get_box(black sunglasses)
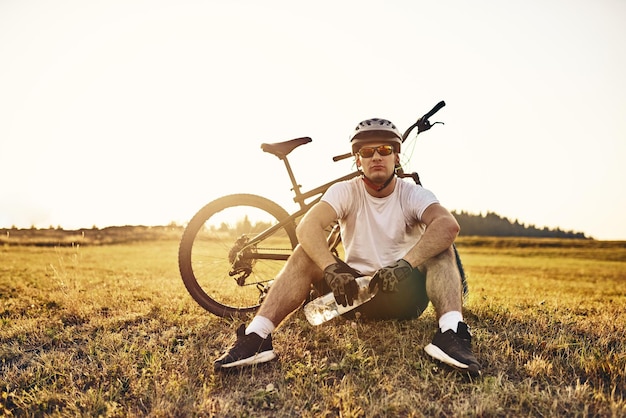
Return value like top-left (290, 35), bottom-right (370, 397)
top-left (357, 145), bottom-right (395, 158)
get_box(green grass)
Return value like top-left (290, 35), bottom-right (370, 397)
top-left (1, 237), bottom-right (625, 416)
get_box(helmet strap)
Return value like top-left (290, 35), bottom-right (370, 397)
top-left (361, 172), bottom-right (396, 192)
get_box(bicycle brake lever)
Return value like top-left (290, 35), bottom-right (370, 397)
top-left (417, 119), bottom-right (444, 133)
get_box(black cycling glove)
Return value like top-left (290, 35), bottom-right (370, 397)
top-left (324, 262), bottom-right (360, 307)
top-left (369, 259), bottom-right (413, 293)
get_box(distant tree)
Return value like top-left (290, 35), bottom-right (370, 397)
top-left (451, 211), bottom-right (588, 239)
top-left (236, 216), bottom-right (252, 236)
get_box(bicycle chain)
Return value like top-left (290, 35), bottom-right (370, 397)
top-left (256, 247), bottom-right (292, 252)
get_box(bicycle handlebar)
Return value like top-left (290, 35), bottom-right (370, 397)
top-left (332, 100), bottom-right (446, 162)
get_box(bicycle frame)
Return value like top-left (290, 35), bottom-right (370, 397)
top-left (233, 100), bottom-right (448, 264)
top-left (235, 97), bottom-right (448, 263)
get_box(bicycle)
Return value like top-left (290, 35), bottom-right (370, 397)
top-left (178, 101), bottom-right (448, 318)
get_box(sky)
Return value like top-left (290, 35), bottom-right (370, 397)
top-left (1, 0), bottom-right (625, 240)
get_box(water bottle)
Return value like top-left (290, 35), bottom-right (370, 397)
top-left (304, 276), bottom-right (376, 326)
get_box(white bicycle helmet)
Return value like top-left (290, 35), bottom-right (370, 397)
top-left (350, 118), bottom-right (402, 154)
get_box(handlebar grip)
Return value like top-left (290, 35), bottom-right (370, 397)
top-left (333, 152), bottom-right (352, 162)
top-left (401, 100), bottom-right (446, 141)
top-left (423, 100), bottom-right (445, 120)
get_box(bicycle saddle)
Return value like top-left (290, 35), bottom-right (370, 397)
top-left (261, 137), bottom-right (312, 159)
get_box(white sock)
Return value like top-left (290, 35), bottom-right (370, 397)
top-left (245, 315), bottom-right (275, 339)
top-left (439, 311), bottom-right (463, 333)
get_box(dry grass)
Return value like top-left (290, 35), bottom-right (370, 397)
top-left (1, 236), bottom-right (625, 417)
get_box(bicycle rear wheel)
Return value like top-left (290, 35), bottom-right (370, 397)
top-left (178, 194), bottom-right (298, 318)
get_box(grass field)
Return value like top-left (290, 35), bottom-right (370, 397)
top-left (1, 236), bottom-right (625, 417)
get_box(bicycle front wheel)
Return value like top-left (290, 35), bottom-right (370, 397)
top-left (178, 194), bottom-right (298, 318)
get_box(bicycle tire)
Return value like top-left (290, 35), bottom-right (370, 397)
top-left (178, 194), bottom-right (298, 318)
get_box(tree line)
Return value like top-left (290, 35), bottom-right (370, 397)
top-left (220, 212), bottom-right (589, 240)
top-left (451, 211), bottom-right (588, 239)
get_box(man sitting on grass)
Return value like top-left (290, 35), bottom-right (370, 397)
top-left (214, 118), bottom-right (481, 376)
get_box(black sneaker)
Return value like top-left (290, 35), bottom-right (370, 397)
top-left (424, 322), bottom-right (481, 376)
top-left (214, 324), bottom-right (276, 371)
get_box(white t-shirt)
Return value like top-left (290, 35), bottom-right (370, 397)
top-left (321, 176), bottom-right (439, 275)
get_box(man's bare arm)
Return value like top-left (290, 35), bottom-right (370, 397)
top-left (296, 201), bottom-right (339, 271)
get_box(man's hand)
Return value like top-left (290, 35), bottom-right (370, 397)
top-left (369, 259), bottom-right (413, 293)
top-left (324, 262), bottom-right (360, 307)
